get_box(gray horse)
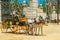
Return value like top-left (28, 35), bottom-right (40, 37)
top-left (26, 16), bottom-right (44, 35)
top-left (33, 16), bottom-right (44, 35)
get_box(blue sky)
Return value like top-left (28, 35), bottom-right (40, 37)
top-left (11, 0), bottom-right (47, 6)
top-left (38, 0), bottom-right (48, 7)
top-left (11, 0), bottom-right (57, 7)
top-left (11, 0), bottom-right (30, 5)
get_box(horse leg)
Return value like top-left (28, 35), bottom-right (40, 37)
top-left (36, 24), bottom-right (39, 35)
top-left (40, 23), bottom-right (43, 35)
top-left (28, 24), bottom-right (32, 35)
top-left (26, 24), bottom-right (29, 35)
top-left (32, 23), bottom-right (36, 35)
top-left (38, 24), bottom-right (40, 35)
top-left (30, 24), bottom-right (33, 35)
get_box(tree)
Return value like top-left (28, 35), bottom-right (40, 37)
top-left (9, 0), bottom-right (23, 16)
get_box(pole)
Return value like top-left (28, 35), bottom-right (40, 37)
top-left (46, 0), bottom-right (48, 16)
top-left (46, 0), bottom-right (49, 23)
top-left (57, 0), bottom-right (59, 24)
top-left (46, 4), bottom-right (49, 24)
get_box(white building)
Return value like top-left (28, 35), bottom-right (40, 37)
top-left (23, 0), bottom-right (46, 19)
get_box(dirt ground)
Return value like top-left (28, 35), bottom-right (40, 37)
top-left (0, 23), bottom-right (60, 40)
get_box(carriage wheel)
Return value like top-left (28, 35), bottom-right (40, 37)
top-left (1, 25), bottom-right (7, 33)
top-left (14, 25), bottom-right (20, 33)
top-left (10, 25), bottom-right (15, 32)
top-left (10, 25), bottom-right (20, 33)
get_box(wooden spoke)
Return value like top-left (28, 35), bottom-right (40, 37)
top-left (28, 24), bottom-right (33, 34)
top-left (1, 25), bottom-right (7, 33)
top-left (10, 25), bottom-right (20, 33)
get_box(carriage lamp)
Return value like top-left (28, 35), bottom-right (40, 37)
top-left (10, 21), bottom-right (13, 25)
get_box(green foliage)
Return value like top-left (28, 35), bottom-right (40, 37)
top-left (43, 5), bottom-right (51, 14)
top-left (43, 6), bottom-right (46, 13)
top-left (9, 0), bottom-right (23, 16)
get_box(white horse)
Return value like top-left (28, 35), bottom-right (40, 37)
top-left (26, 15), bottom-right (45, 35)
top-left (26, 19), bottom-right (35, 34)
top-left (33, 16), bottom-right (44, 35)
top-left (26, 16), bottom-right (43, 35)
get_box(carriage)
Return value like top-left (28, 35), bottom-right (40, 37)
top-left (1, 15), bottom-right (46, 35)
top-left (1, 17), bottom-right (28, 33)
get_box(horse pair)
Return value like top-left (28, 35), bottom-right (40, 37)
top-left (26, 16), bottom-right (45, 35)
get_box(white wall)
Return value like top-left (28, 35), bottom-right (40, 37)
top-left (23, 0), bottom-right (46, 19)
